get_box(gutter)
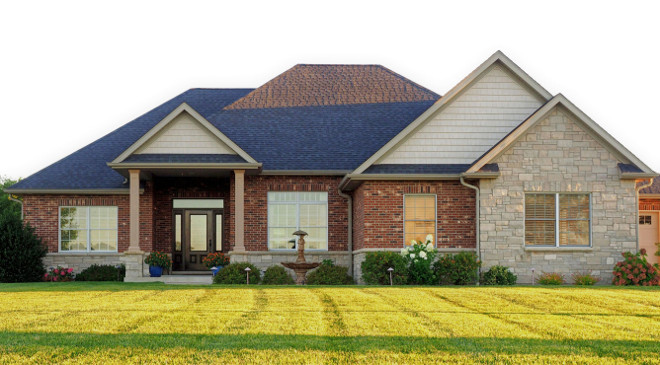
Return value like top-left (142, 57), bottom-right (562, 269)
top-left (635, 178), bottom-right (654, 252)
top-left (7, 194), bottom-right (23, 219)
top-left (460, 177), bottom-right (480, 285)
top-left (337, 188), bottom-right (354, 276)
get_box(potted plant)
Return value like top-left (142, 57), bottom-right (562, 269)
top-left (144, 251), bottom-right (172, 277)
top-left (202, 252), bottom-right (230, 276)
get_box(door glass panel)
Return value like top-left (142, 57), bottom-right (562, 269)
top-left (190, 215), bottom-right (207, 251)
top-left (216, 214), bottom-right (222, 251)
top-left (175, 214), bottom-right (182, 251)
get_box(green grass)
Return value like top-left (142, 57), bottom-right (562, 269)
top-left (0, 283), bottom-right (659, 364)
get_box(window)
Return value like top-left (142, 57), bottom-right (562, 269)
top-left (525, 193), bottom-right (590, 247)
top-left (59, 206), bottom-right (118, 252)
top-left (267, 192), bottom-right (328, 250)
top-left (640, 215), bottom-right (652, 225)
top-left (404, 195), bottom-right (436, 246)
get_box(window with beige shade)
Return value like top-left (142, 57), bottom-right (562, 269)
top-left (404, 195), bottom-right (436, 245)
top-left (525, 193), bottom-right (591, 247)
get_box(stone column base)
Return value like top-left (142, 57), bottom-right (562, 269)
top-left (121, 252), bottom-right (145, 280)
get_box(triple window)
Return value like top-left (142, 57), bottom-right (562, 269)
top-left (267, 192), bottom-right (328, 250)
top-left (524, 193), bottom-right (591, 247)
top-left (59, 206), bottom-right (118, 252)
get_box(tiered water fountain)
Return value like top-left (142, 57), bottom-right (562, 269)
top-left (281, 230), bottom-right (320, 285)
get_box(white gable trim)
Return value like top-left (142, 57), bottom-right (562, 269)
top-left (352, 50), bottom-right (552, 174)
top-left (112, 103), bottom-right (257, 164)
top-left (467, 94), bottom-right (655, 174)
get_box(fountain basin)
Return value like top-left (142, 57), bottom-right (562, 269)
top-left (281, 262), bottom-right (320, 285)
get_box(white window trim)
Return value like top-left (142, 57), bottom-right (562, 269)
top-left (267, 192), bottom-right (329, 251)
top-left (403, 194), bottom-right (437, 247)
top-left (524, 192), bottom-right (592, 248)
top-left (58, 206), bottom-right (119, 253)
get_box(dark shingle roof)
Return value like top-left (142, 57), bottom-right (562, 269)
top-left (224, 65), bottom-right (439, 110)
top-left (618, 163), bottom-right (644, 173)
top-left (639, 177), bottom-right (660, 194)
top-left (123, 154), bottom-right (247, 163)
top-left (364, 164), bottom-right (471, 174)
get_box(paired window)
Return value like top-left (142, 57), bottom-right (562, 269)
top-left (639, 215), bottom-right (653, 225)
top-left (267, 192), bottom-right (328, 250)
top-left (404, 195), bottom-right (436, 245)
top-left (59, 206), bottom-right (118, 252)
top-left (525, 193), bottom-right (591, 247)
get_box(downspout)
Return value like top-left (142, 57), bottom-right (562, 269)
top-left (460, 177), bottom-right (480, 284)
top-left (8, 195), bottom-right (23, 220)
top-left (635, 178), bottom-right (654, 252)
top-left (337, 187), bottom-right (353, 276)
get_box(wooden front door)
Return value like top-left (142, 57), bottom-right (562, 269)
top-left (173, 209), bottom-right (223, 271)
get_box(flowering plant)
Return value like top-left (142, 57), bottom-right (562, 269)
top-left (144, 251), bottom-right (172, 269)
top-left (44, 266), bottom-right (74, 282)
top-left (202, 252), bottom-right (230, 269)
top-left (401, 234), bottom-right (438, 285)
top-left (612, 249), bottom-right (659, 286)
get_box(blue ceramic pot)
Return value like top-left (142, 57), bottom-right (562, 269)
top-left (149, 266), bottom-right (164, 277)
top-left (211, 266), bottom-right (223, 276)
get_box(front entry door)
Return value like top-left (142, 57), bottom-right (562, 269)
top-left (173, 209), bottom-right (223, 271)
top-left (639, 212), bottom-right (659, 265)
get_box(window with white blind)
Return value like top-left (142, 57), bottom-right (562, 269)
top-left (59, 206), bottom-right (118, 252)
top-left (267, 192), bottom-right (328, 250)
top-left (525, 193), bottom-right (591, 247)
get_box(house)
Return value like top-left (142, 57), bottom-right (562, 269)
top-left (7, 51), bottom-right (656, 284)
top-left (639, 179), bottom-right (660, 265)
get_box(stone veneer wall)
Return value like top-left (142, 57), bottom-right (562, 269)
top-left (229, 251), bottom-right (350, 277)
top-left (479, 106), bottom-right (638, 284)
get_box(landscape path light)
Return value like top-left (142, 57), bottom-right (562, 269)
top-left (388, 267), bottom-right (394, 286)
top-left (245, 267), bottom-right (252, 285)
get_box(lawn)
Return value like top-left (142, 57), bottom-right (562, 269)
top-left (0, 283), bottom-right (659, 364)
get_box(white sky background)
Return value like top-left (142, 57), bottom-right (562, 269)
top-left (1, 0), bottom-right (659, 180)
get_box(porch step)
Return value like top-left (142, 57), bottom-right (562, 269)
top-left (125, 275), bottom-right (213, 285)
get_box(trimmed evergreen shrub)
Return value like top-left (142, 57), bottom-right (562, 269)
top-left (213, 262), bottom-right (261, 284)
top-left (612, 249), bottom-right (660, 286)
top-left (537, 272), bottom-right (564, 285)
top-left (0, 210), bottom-right (47, 282)
top-left (75, 264), bottom-right (126, 281)
top-left (306, 260), bottom-right (354, 285)
top-left (361, 251), bottom-right (409, 285)
top-left (434, 251), bottom-right (481, 285)
top-left (481, 265), bottom-right (517, 285)
top-left (262, 265), bottom-right (295, 285)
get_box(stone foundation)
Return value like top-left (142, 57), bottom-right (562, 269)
top-left (43, 253), bottom-right (125, 273)
top-left (229, 251), bottom-right (351, 278)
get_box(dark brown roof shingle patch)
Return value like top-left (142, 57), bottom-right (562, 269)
top-left (224, 64), bottom-right (439, 110)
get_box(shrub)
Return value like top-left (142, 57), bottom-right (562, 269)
top-left (434, 251), bottom-right (481, 285)
top-left (361, 251), bottom-right (409, 285)
top-left (306, 260), bottom-right (354, 285)
top-left (612, 249), bottom-right (660, 286)
top-left (403, 235), bottom-right (438, 285)
top-left (0, 209), bottom-right (47, 282)
top-left (537, 272), bottom-right (564, 285)
top-left (481, 265), bottom-right (517, 285)
top-left (213, 262), bottom-right (261, 284)
top-left (44, 266), bottom-right (74, 282)
top-left (75, 264), bottom-right (126, 281)
top-left (262, 265), bottom-right (295, 285)
top-left (571, 272), bottom-right (599, 286)
top-left (144, 251), bottom-right (172, 269)
top-left (202, 252), bottom-right (230, 269)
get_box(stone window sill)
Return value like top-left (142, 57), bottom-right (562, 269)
top-left (524, 246), bottom-right (593, 252)
top-left (49, 252), bottom-right (123, 256)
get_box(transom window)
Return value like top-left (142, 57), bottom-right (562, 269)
top-left (59, 206), bottom-right (118, 252)
top-left (267, 192), bottom-right (328, 250)
top-left (404, 195), bottom-right (436, 245)
top-left (525, 193), bottom-right (591, 247)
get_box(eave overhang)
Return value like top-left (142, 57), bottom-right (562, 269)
top-left (4, 188), bottom-right (143, 195)
top-left (338, 170), bottom-right (501, 191)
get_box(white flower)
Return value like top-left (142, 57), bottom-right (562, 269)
top-left (410, 239), bottom-right (417, 246)
top-left (400, 248), bottom-right (408, 255)
top-left (426, 234), bottom-right (434, 244)
top-left (410, 253), bottom-right (416, 259)
top-left (419, 251), bottom-right (427, 259)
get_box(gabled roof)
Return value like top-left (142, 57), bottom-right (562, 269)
top-left (224, 64), bottom-right (439, 110)
top-left (467, 94), bottom-right (656, 176)
top-left (351, 51), bottom-right (552, 175)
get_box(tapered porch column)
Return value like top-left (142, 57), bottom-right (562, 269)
top-left (127, 169), bottom-right (142, 253)
top-left (234, 169), bottom-right (246, 252)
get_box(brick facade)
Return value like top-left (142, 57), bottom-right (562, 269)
top-left (228, 175), bottom-right (349, 252)
top-left (352, 181), bottom-right (476, 250)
